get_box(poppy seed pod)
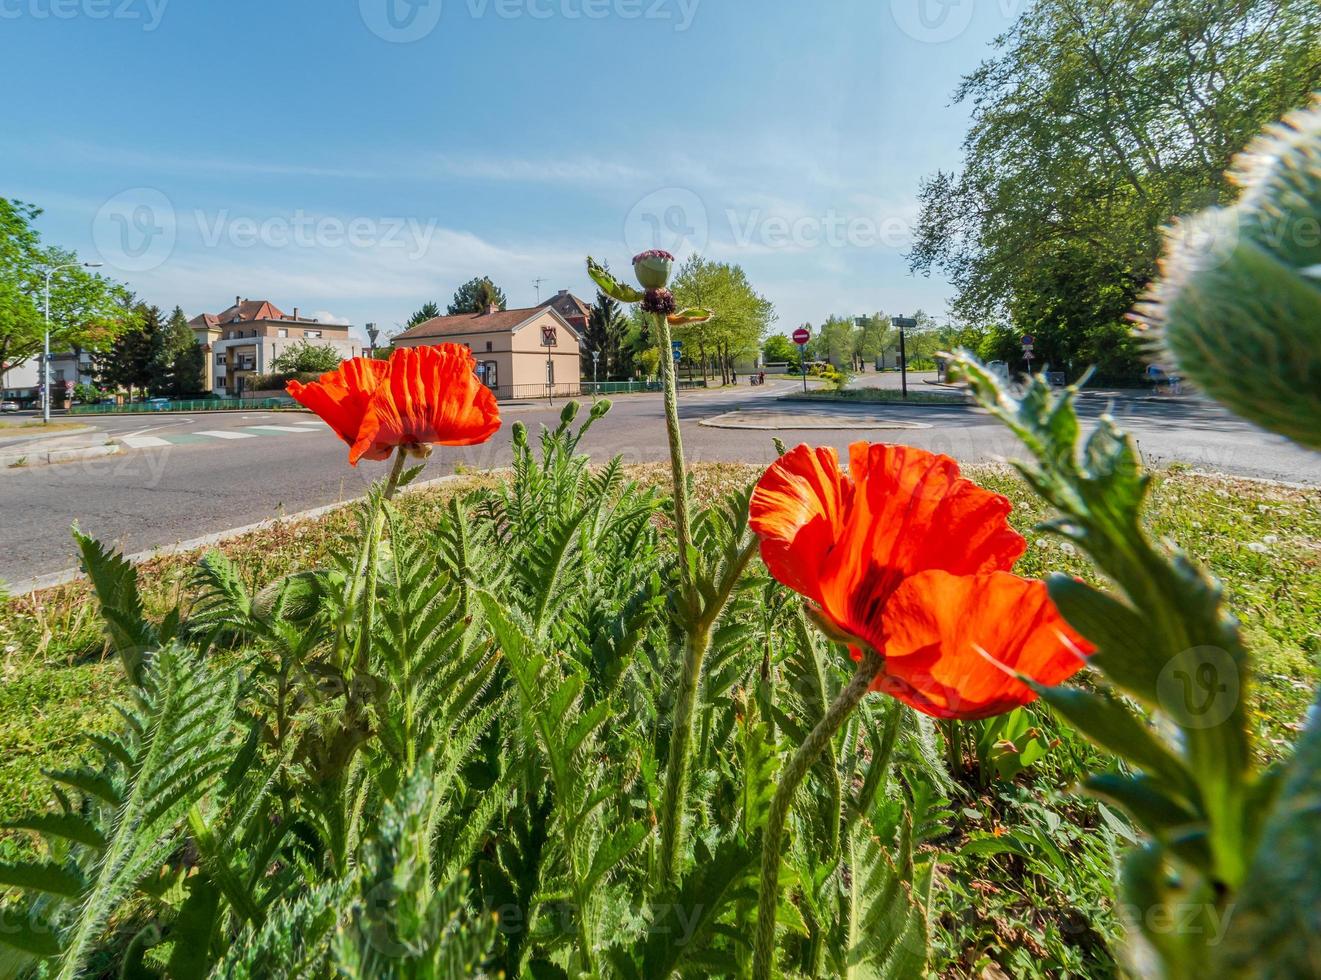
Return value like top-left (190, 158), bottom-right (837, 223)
top-left (633, 249), bottom-right (675, 289)
top-left (1138, 100), bottom-right (1321, 450)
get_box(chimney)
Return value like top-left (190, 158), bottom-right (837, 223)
top-left (235, 295), bottom-right (241, 310)
top-left (485, 302), bottom-right (499, 316)
top-left (292, 307), bottom-right (299, 321)
top-left (557, 289), bottom-right (568, 297)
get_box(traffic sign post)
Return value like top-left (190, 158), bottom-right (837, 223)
top-left (793, 326), bottom-right (811, 393)
top-left (671, 340), bottom-right (682, 363)
top-left (891, 316), bottom-right (918, 400)
top-left (542, 324), bottom-right (558, 404)
top-left (1021, 334), bottom-right (1035, 376)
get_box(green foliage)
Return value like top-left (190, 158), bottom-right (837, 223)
top-left (446, 276), bottom-right (506, 315)
top-left (406, 301), bottom-right (441, 327)
top-left (910, 0), bottom-right (1321, 380)
top-left (953, 353), bottom-right (1320, 978)
top-left (271, 339), bottom-right (343, 375)
top-left (669, 254), bottom-right (775, 384)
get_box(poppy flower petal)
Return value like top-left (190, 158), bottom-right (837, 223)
top-left (287, 357), bottom-right (390, 464)
top-left (875, 569), bottom-right (1092, 719)
top-left (749, 445), bottom-right (852, 606)
top-left (366, 345), bottom-right (502, 452)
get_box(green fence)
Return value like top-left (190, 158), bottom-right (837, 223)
top-left (69, 396), bottom-right (297, 415)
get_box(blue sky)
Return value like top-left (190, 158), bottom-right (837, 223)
top-left (2, 0), bottom-right (1021, 341)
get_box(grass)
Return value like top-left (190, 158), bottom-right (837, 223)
top-left (0, 420), bottom-right (92, 434)
top-left (0, 460), bottom-right (1316, 971)
top-left (784, 387), bottom-right (970, 405)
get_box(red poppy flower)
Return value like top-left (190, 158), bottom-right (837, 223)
top-left (287, 344), bottom-right (501, 465)
top-left (750, 442), bottom-right (1091, 719)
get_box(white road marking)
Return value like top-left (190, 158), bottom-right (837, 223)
top-left (120, 435), bottom-right (173, 449)
top-left (247, 425), bottom-right (315, 434)
top-left (291, 420), bottom-right (324, 426)
top-left (196, 430), bottom-right (257, 440)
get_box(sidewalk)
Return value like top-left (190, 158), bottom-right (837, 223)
top-left (0, 426), bottom-right (119, 469)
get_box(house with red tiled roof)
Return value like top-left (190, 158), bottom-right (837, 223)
top-left (392, 302), bottom-right (581, 399)
top-left (188, 296), bottom-right (363, 395)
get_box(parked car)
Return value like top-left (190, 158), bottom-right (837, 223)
top-left (146, 397), bottom-right (172, 411)
top-left (0, 400), bottom-right (20, 413)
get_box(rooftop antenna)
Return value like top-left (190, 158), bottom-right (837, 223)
top-left (532, 277), bottom-right (548, 303)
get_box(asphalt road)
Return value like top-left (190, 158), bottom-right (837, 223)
top-left (2, 382), bottom-right (1317, 588)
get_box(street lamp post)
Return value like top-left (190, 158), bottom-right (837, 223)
top-left (591, 349), bottom-right (600, 401)
top-left (42, 261), bottom-right (103, 424)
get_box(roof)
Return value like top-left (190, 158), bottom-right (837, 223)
top-left (188, 298), bottom-right (338, 331)
top-left (393, 306), bottom-right (553, 341)
top-left (538, 290), bottom-right (591, 320)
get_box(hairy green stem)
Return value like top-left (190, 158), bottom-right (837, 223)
top-left (356, 448), bottom-right (410, 670)
top-left (658, 625), bottom-right (711, 883)
top-left (651, 311), bottom-right (695, 598)
top-left (752, 650), bottom-right (881, 980)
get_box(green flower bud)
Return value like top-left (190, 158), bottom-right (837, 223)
top-left (589, 397), bottom-right (612, 419)
top-left (511, 419), bottom-right (528, 448)
top-left (560, 400), bottom-right (580, 426)
top-left (1139, 99), bottom-right (1321, 450)
top-left (632, 249), bottom-right (674, 289)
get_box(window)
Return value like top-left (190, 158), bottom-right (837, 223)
top-left (485, 340), bottom-right (493, 352)
top-left (306, 330), bottom-right (322, 339)
top-left (478, 360), bottom-right (498, 389)
top-left (215, 353), bottom-right (225, 365)
top-left (278, 328), bottom-right (288, 338)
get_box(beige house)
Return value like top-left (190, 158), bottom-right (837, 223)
top-left (391, 303), bottom-right (582, 398)
top-left (189, 297), bottom-right (363, 395)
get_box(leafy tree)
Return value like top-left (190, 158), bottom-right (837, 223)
top-left (147, 306), bottom-right (203, 397)
top-left (582, 288), bottom-right (629, 380)
top-left (908, 0), bottom-right (1321, 379)
top-left (818, 316), bottom-right (856, 368)
top-left (271, 340), bottom-right (343, 374)
top-left (92, 299), bottom-right (155, 399)
top-left (447, 277), bottom-right (506, 315)
top-left (0, 198), bottom-right (132, 378)
top-left (407, 302), bottom-right (440, 327)
top-left (762, 334), bottom-right (801, 365)
top-left (670, 256), bottom-right (775, 384)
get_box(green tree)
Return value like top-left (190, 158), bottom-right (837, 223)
top-left (272, 340), bottom-right (343, 374)
top-left (446, 277), bottom-right (506, 315)
top-left (583, 288), bottom-right (628, 380)
top-left (148, 306), bottom-right (203, 397)
top-left (762, 333), bottom-right (801, 365)
top-left (93, 299), bottom-right (155, 399)
top-left (0, 198), bottom-right (131, 378)
top-left (670, 256), bottom-right (775, 384)
top-left (407, 302), bottom-right (440, 327)
top-left (908, 0), bottom-right (1321, 379)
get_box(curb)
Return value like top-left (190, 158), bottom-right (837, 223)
top-left (775, 395), bottom-right (975, 409)
top-left (1, 444), bottom-right (120, 470)
top-left (0, 424), bottom-right (96, 446)
top-left (5, 470), bottom-right (488, 597)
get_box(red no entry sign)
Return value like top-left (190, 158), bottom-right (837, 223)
top-left (793, 327), bottom-right (810, 345)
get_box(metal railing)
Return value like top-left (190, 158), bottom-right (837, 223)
top-left (497, 379), bottom-right (707, 401)
top-left (69, 396), bottom-right (297, 414)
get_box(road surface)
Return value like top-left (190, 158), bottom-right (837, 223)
top-left (1, 382), bottom-right (1316, 587)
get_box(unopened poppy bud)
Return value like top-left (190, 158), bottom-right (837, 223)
top-left (589, 397), bottom-right (612, 419)
top-left (633, 249), bottom-right (675, 289)
top-left (641, 288), bottom-right (677, 315)
top-left (560, 400), bottom-right (580, 426)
